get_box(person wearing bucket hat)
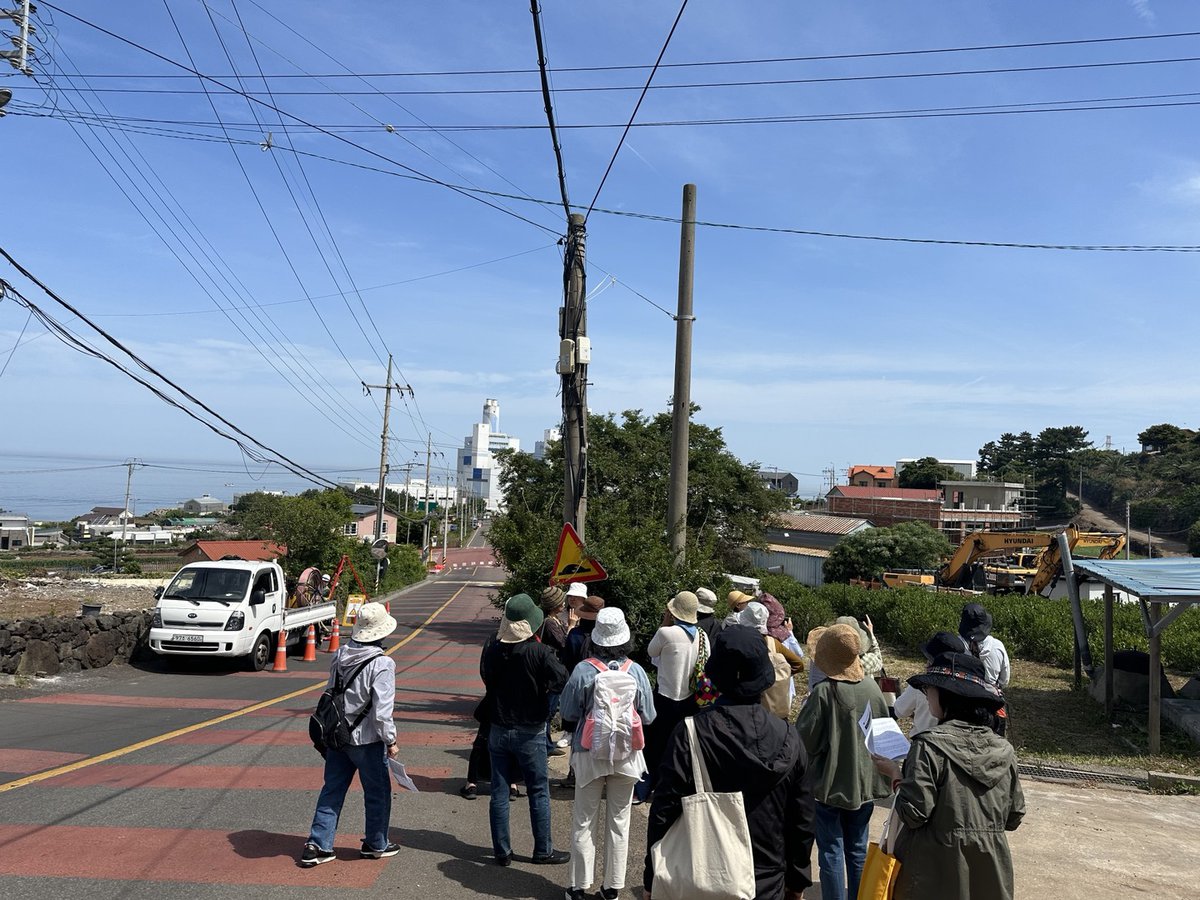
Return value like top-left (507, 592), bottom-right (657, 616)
top-left (795, 623), bottom-right (892, 900)
top-left (693, 587), bottom-right (723, 640)
top-left (300, 602), bottom-right (400, 867)
top-left (563, 591), bottom-right (605, 673)
top-left (481, 594), bottom-right (570, 866)
top-left (958, 602), bottom-right (1011, 690)
top-left (722, 589), bottom-right (756, 627)
top-left (559, 608), bottom-right (656, 900)
top-left (644, 626), bottom-right (816, 900)
top-left (892, 631), bottom-right (967, 737)
top-left (834, 614), bottom-right (884, 679)
top-left (539, 585), bottom-right (576, 755)
top-left (871, 652), bottom-right (1024, 900)
top-left (638, 592), bottom-right (710, 803)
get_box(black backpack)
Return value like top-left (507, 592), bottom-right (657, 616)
top-left (309, 655), bottom-right (378, 756)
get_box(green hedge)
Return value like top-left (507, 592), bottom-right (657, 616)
top-left (757, 574), bottom-right (1200, 672)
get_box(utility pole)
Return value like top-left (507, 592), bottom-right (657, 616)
top-left (1125, 500), bottom-right (1131, 559)
top-left (115, 459), bottom-right (141, 571)
top-left (667, 184), bottom-right (697, 565)
top-left (363, 355), bottom-right (412, 588)
top-left (0, 2), bottom-right (34, 75)
top-left (560, 213), bottom-right (589, 538)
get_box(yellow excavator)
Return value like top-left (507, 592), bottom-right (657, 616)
top-left (1025, 530), bottom-right (1126, 595)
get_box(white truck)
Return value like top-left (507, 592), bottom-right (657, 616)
top-left (148, 559), bottom-right (336, 671)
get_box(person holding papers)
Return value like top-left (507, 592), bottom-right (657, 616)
top-left (871, 652), bottom-right (1025, 900)
top-left (796, 623), bottom-right (892, 900)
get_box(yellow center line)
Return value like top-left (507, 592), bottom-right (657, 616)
top-left (0, 584), bottom-right (467, 795)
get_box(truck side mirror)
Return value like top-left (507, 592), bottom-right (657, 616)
top-left (153, 586), bottom-right (164, 600)
top-left (250, 589), bottom-right (267, 606)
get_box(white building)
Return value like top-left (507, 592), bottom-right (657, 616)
top-left (458, 399), bottom-right (521, 512)
top-left (534, 426), bottom-right (561, 461)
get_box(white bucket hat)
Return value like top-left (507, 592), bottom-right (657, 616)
top-left (738, 601), bottom-right (769, 634)
top-left (352, 602), bottom-right (397, 643)
top-left (565, 582), bottom-right (589, 599)
top-left (694, 587), bottom-right (717, 615)
top-left (592, 607), bottom-right (631, 647)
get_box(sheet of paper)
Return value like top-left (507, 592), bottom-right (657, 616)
top-left (862, 716), bottom-right (911, 760)
top-left (858, 705), bottom-right (872, 738)
top-left (388, 758), bottom-right (419, 792)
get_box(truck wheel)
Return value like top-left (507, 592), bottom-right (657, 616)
top-left (247, 632), bottom-right (274, 672)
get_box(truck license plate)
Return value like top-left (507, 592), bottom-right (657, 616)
top-left (171, 634), bottom-right (205, 643)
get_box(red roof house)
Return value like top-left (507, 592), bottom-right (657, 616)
top-left (178, 540), bottom-right (286, 565)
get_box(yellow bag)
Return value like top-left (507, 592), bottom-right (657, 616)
top-left (857, 795), bottom-right (901, 900)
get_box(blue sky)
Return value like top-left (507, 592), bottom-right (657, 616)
top-left (2, 1), bottom-right (1198, 518)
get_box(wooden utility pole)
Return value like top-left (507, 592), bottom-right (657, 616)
top-left (561, 212), bottom-right (589, 538)
top-left (363, 355), bottom-right (412, 588)
top-left (667, 184), bottom-right (697, 565)
top-left (115, 459), bottom-right (141, 571)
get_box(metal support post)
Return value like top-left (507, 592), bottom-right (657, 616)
top-left (667, 183), bottom-right (697, 565)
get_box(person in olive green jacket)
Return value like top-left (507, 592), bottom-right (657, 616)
top-left (796, 623), bottom-right (892, 900)
top-left (873, 651), bottom-right (1025, 900)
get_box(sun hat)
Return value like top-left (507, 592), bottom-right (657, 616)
top-left (805, 625), bottom-right (828, 659)
top-left (539, 585), bottom-right (567, 613)
top-left (565, 582), bottom-right (589, 599)
top-left (667, 590), bottom-right (699, 625)
top-left (760, 592), bottom-right (791, 644)
top-left (814, 623), bottom-right (865, 682)
top-left (568, 593), bottom-right (605, 621)
top-left (738, 601), bottom-right (769, 634)
top-left (694, 587), bottom-right (717, 615)
top-left (592, 607), bottom-right (632, 647)
top-left (727, 590), bottom-right (754, 610)
top-left (706, 625), bottom-right (775, 700)
top-left (922, 630), bottom-right (967, 661)
top-left (352, 601), bottom-right (398, 643)
top-left (908, 651), bottom-right (1004, 707)
top-left (958, 603), bottom-right (993, 642)
top-left (834, 615), bottom-right (871, 655)
top-left (497, 593), bottom-right (544, 643)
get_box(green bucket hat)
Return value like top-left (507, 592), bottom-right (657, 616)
top-left (498, 593), bottom-right (544, 643)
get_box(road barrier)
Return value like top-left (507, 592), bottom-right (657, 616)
top-left (272, 629), bottom-right (288, 672)
top-left (302, 625), bottom-right (317, 662)
top-left (326, 619), bottom-right (341, 653)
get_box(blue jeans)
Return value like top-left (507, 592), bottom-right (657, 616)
top-left (546, 692), bottom-right (561, 748)
top-left (307, 741), bottom-right (392, 852)
top-left (488, 724), bottom-right (551, 860)
top-left (814, 800), bottom-right (874, 900)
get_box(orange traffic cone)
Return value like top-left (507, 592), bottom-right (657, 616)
top-left (273, 629), bottom-right (288, 672)
top-left (325, 619), bottom-right (341, 653)
top-left (303, 624), bottom-right (318, 662)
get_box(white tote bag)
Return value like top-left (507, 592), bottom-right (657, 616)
top-left (649, 717), bottom-right (756, 900)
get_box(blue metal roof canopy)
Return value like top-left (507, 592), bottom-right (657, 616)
top-left (1069, 556), bottom-right (1200, 754)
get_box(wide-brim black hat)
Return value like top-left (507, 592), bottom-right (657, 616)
top-left (908, 651), bottom-right (1004, 708)
top-left (958, 603), bottom-right (993, 642)
top-left (921, 630), bottom-right (967, 662)
top-left (706, 625), bottom-right (775, 700)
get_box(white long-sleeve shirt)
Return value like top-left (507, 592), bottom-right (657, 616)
top-left (973, 634), bottom-right (1011, 688)
top-left (646, 624), bottom-right (701, 701)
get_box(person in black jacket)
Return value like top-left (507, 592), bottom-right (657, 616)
top-left (643, 625), bottom-right (816, 900)
top-left (481, 594), bottom-right (570, 867)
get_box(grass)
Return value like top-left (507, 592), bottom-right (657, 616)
top-left (867, 649), bottom-right (1200, 778)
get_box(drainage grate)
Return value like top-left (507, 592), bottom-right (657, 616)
top-left (1018, 760), bottom-right (1148, 789)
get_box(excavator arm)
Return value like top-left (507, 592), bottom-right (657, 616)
top-left (938, 530), bottom-right (1057, 588)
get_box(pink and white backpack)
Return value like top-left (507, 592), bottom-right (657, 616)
top-left (580, 658), bottom-right (644, 762)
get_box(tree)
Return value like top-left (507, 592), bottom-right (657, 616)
top-left (823, 521), bottom-right (953, 583)
top-left (488, 408), bottom-right (788, 640)
top-left (1138, 423), bottom-right (1194, 453)
top-left (897, 457), bottom-right (958, 489)
top-left (231, 489), bottom-right (353, 576)
top-left (978, 432), bottom-right (1035, 480)
top-left (1189, 520), bottom-right (1200, 557)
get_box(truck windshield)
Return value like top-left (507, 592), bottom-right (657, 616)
top-left (163, 568), bottom-right (251, 604)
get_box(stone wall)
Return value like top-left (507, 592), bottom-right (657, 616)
top-left (0, 611), bottom-right (152, 676)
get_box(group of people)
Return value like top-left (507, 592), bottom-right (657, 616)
top-left (298, 589), bottom-right (1025, 900)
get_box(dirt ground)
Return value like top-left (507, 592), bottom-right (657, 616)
top-left (0, 574), bottom-right (165, 620)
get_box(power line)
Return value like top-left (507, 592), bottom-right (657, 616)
top-left (39, 1), bottom-right (560, 237)
top-left (35, 53), bottom-right (1200, 97)
top-left (530, 1), bottom-right (571, 221)
top-left (586, 0), bottom-right (688, 220)
top-left (42, 28), bottom-right (1200, 79)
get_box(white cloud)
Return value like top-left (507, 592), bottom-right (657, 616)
top-left (1130, 1), bottom-right (1156, 24)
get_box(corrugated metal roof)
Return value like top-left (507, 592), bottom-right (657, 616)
top-left (772, 512), bottom-right (871, 535)
top-left (764, 544), bottom-right (830, 558)
top-left (1069, 558), bottom-right (1200, 600)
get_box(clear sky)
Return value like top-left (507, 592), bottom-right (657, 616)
top-left (2, 1), bottom-right (1197, 519)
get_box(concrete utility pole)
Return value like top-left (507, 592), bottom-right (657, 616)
top-left (1125, 500), bottom-right (1131, 559)
top-left (0, 1), bottom-right (34, 75)
top-left (363, 355), bottom-right (412, 588)
top-left (560, 212), bottom-right (589, 538)
top-left (115, 459), bottom-right (141, 571)
top-left (667, 184), bottom-right (697, 565)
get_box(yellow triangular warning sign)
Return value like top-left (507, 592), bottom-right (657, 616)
top-left (550, 522), bottom-right (608, 584)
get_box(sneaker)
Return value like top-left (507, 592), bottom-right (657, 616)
top-left (299, 843), bottom-right (335, 867)
top-left (565, 889), bottom-right (587, 900)
top-left (600, 889), bottom-right (620, 900)
top-left (531, 848), bottom-right (570, 865)
top-left (495, 853), bottom-right (512, 867)
top-left (555, 736), bottom-right (572, 748)
top-left (359, 840), bottom-right (401, 859)
top-left (459, 782), bottom-right (478, 800)
top-left (548, 744), bottom-right (569, 757)
top-left (510, 785), bottom-right (522, 800)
